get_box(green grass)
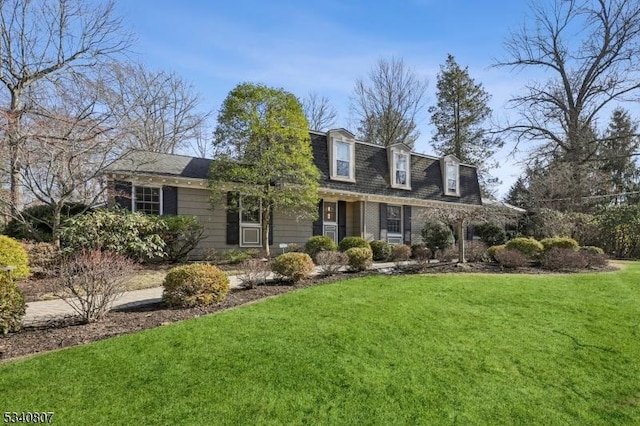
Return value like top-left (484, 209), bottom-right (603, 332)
top-left (2, 263), bottom-right (640, 425)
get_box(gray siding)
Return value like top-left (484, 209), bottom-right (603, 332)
top-left (177, 187), bottom-right (312, 258)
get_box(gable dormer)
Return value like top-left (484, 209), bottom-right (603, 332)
top-left (327, 128), bottom-right (356, 183)
top-left (440, 154), bottom-right (461, 197)
top-left (387, 143), bottom-right (412, 190)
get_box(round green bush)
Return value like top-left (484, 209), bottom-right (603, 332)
top-left (421, 220), bottom-right (454, 257)
top-left (579, 245), bottom-right (605, 255)
top-left (504, 237), bottom-right (544, 258)
top-left (338, 236), bottom-right (370, 252)
top-left (540, 237), bottom-right (579, 252)
top-left (0, 235), bottom-right (30, 279)
top-left (486, 244), bottom-right (506, 262)
top-left (0, 274), bottom-right (26, 334)
top-left (369, 240), bottom-right (392, 261)
top-left (271, 252), bottom-right (315, 283)
top-left (345, 247), bottom-right (373, 271)
top-left (475, 221), bottom-right (507, 246)
top-left (304, 235), bottom-right (337, 260)
top-left (162, 264), bottom-right (229, 307)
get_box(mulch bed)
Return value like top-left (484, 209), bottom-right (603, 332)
top-left (0, 262), bottom-right (616, 363)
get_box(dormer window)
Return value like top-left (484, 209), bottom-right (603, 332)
top-left (389, 146), bottom-right (411, 189)
top-left (445, 162), bottom-right (460, 196)
top-left (328, 130), bottom-right (356, 182)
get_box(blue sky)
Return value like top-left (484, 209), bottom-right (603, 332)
top-left (113, 0), bottom-right (553, 197)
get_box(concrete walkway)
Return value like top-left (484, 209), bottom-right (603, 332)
top-left (24, 262), bottom-right (399, 326)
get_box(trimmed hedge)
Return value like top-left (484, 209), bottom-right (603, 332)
top-left (272, 252), bottom-right (315, 283)
top-left (369, 240), bottom-right (392, 261)
top-left (540, 237), bottom-right (579, 252)
top-left (504, 237), bottom-right (544, 258)
top-left (345, 247), bottom-right (373, 271)
top-left (487, 245), bottom-right (506, 262)
top-left (338, 237), bottom-right (370, 252)
top-left (163, 264), bottom-right (229, 307)
top-left (304, 236), bottom-right (337, 261)
top-left (0, 235), bottom-right (30, 279)
top-left (0, 273), bottom-right (26, 334)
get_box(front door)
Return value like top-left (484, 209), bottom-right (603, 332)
top-left (322, 201), bottom-right (338, 244)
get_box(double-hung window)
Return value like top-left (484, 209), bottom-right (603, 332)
top-left (386, 205), bottom-right (403, 244)
top-left (445, 163), bottom-right (459, 196)
top-left (331, 138), bottom-right (355, 182)
top-left (133, 186), bottom-right (161, 215)
top-left (239, 196), bottom-right (261, 247)
top-left (394, 152), bottom-right (410, 188)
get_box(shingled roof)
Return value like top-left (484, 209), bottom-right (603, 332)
top-left (109, 150), bottom-right (212, 179)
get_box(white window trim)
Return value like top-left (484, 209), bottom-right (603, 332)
top-left (323, 200), bottom-right (338, 224)
top-left (239, 196), bottom-right (262, 247)
top-left (330, 138), bottom-right (356, 182)
top-left (131, 184), bottom-right (163, 215)
top-left (444, 162), bottom-right (460, 197)
top-left (386, 204), bottom-right (403, 244)
top-left (390, 150), bottom-right (411, 190)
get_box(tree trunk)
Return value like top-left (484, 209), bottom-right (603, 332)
top-left (457, 219), bottom-right (466, 263)
top-left (262, 205), bottom-right (270, 257)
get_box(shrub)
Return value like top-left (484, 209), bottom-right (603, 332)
top-left (465, 240), bottom-right (489, 262)
top-left (22, 241), bottom-right (60, 277)
top-left (579, 245), bottom-right (605, 255)
top-left (345, 247), bottom-right (373, 272)
top-left (411, 244), bottom-right (431, 264)
top-left (287, 243), bottom-right (302, 253)
top-left (540, 237), bottom-right (579, 252)
top-left (391, 244), bottom-right (411, 262)
top-left (0, 235), bottom-right (30, 279)
top-left (437, 245), bottom-right (459, 262)
top-left (271, 252), bottom-right (315, 283)
top-left (163, 264), bottom-right (229, 307)
top-left (487, 244), bottom-right (506, 262)
top-left (4, 203), bottom-right (90, 242)
top-left (316, 251), bottom-right (348, 276)
top-left (495, 249), bottom-right (529, 268)
top-left (338, 236), bottom-right (370, 252)
top-left (369, 240), bottom-right (392, 261)
top-left (0, 273), bottom-right (26, 334)
top-left (582, 252), bottom-right (609, 268)
top-left (159, 215), bottom-right (204, 262)
top-left (237, 258), bottom-right (271, 288)
top-left (421, 220), bottom-right (454, 259)
top-left (304, 236), bottom-right (337, 261)
top-left (504, 237), bottom-right (544, 258)
top-left (222, 249), bottom-right (254, 264)
top-left (56, 250), bottom-right (134, 323)
top-left (475, 222), bottom-right (507, 246)
top-left (541, 248), bottom-right (588, 271)
top-left (60, 209), bottom-right (166, 261)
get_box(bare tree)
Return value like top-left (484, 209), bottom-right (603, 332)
top-left (106, 62), bottom-right (211, 154)
top-left (495, 0), bottom-right (640, 165)
top-left (302, 91), bottom-right (337, 131)
top-left (15, 73), bottom-right (127, 245)
top-left (351, 57), bottom-right (428, 147)
top-left (0, 0), bottom-right (131, 214)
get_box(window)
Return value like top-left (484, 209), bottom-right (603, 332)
top-left (239, 196), bottom-right (261, 247)
top-left (134, 186), bottom-right (161, 215)
top-left (330, 138), bottom-right (355, 182)
top-left (387, 205), bottom-right (402, 234)
top-left (324, 201), bottom-right (337, 223)
top-left (446, 163), bottom-right (459, 195)
top-left (392, 152), bottom-right (410, 188)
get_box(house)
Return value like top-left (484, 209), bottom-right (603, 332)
top-left (108, 128), bottom-right (482, 258)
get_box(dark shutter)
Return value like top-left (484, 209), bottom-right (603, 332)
top-left (114, 181), bottom-right (132, 211)
top-left (312, 199), bottom-right (323, 236)
top-left (162, 186), bottom-right (178, 215)
top-left (268, 206), bottom-right (274, 246)
top-left (403, 205), bottom-right (412, 245)
top-left (226, 192), bottom-right (239, 245)
top-left (379, 203), bottom-right (387, 236)
top-left (338, 201), bottom-right (347, 242)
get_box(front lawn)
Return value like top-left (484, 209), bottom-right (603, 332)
top-left (2, 263), bottom-right (639, 425)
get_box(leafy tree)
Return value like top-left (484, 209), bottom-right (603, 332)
top-left (351, 57), bottom-right (428, 148)
top-left (430, 54), bottom-right (503, 192)
top-left (599, 108), bottom-right (640, 204)
top-left (496, 0), bottom-right (640, 210)
top-left (421, 220), bottom-right (454, 259)
top-left (210, 83), bottom-right (320, 256)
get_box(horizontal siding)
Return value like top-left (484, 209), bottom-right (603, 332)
top-left (271, 212), bottom-right (312, 247)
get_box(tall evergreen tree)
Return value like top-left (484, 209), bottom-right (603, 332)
top-left (429, 54), bottom-right (502, 193)
top-left (600, 108), bottom-right (639, 204)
